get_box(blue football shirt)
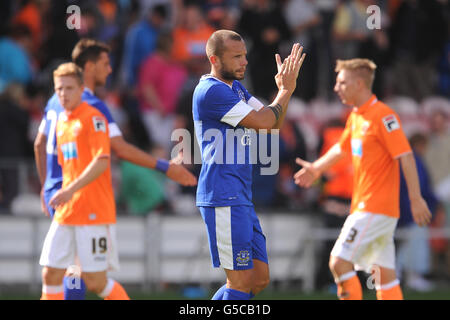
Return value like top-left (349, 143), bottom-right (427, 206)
top-left (38, 88), bottom-right (121, 193)
top-left (193, 75), bottom-right (264, 207)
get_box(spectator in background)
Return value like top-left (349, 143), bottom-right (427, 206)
top-left (0, 24), bottom-right (33, 93)
top-left (0, 84), bottom-right (33, 211)
top-left (275, 117), bottom-right (308, 208)
top-left (138, 31), bottom-right (188, 151)
top-left (120, 3), bottom-right (168, 88)
top-left (238, 0), bottom-right (291, 101)
top-left (438, 38), bottom-right (450, 99)
top-left (314, 116), bottom-right (353, 290)
top-left (397, 133), bottom-right (438, 292)
top-left (171, 2), bottom-right (215, 73)
top-left (332, 0), bottom-right (371, 60)
top-left (283, 0), bottom-right (321, 101)
top-left (424, 109), bottom-right (450, 192)
top-left (388, 0), bottom-right (447, 101)
top-left (118, 145), bottom-right (167, 216)
top-left (12, 0), bottom-right (50, 55)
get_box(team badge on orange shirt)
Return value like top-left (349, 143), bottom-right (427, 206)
top-left (92, 116), bottom-right (106, 132)
top-left (382, 114), bottom-right (400, 132)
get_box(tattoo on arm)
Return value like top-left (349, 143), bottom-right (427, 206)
top-left (268, 103), bottom-right (282, 121)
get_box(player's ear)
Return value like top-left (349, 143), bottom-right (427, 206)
top-left (209, 55), bottom-right (218, 66)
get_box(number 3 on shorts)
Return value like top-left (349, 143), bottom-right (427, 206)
top-left (345, 228), bottom-right (358, 243)
top-left (92, 237), bottom-right (107, 254)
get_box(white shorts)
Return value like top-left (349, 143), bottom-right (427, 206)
top-left (39, 220), bottom-right (120, 272)
top-left (330, 211), bottom-right (398, 273)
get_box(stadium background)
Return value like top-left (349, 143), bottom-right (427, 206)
top-left (0, 0), bottom-right (449, 300)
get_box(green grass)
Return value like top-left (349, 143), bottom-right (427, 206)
top-left (1, 289), bottom-right (449, 300)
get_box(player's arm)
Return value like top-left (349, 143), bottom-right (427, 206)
top-left (399, 153), bottom-right (432, 226)
top-left (49, 155), bottom-right (109, 208)
top-left (34, 120), bottom-right (50, 217)
top-left (34, 131), bottom-right (47, 186)
top-left (239, 44), bottom-right (306, 131)
top-left (294, 143), bottom-right (345, 188)
top-left (110, 136), bottom-right (197, 186)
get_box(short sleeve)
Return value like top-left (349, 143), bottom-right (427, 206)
top-left (88, 114), bottom-right (111, 159)
top-left (89, 100), bottom-right (122, 138)
top-left (38, 117), bottom-right (47, 134)
top-left (338, 115), bottom-right (353, 153)
top-left (204, 84), bottom-right (253, 127)
top-left (377, 112), bottom-right (412, 159)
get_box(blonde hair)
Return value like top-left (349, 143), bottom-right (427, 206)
top-left (53, 62), bottom-right (84, 84)
top-left (335, 58), bottom-right (377, 89)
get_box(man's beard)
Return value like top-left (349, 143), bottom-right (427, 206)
top-left (220, 67), bottom-right (244, 81)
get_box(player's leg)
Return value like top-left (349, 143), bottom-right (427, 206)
top-left (329, 255), bottom-right (362, 300)
top-left (63, 262), bottom-right (87, 300)
top-left (81, 271), bottom-right (129, 300)
top-left (201, 206), bottom-right (254, 300)
top-left (250, 258), bottom-right (270, 296)
top-left (44, 185), bottom-right (87, 300)
top-left (249, 209), bottom-right (270, 297)
top-left (328, 213), bottom-right (367, 300)
top-left (41, 267), bottom-right (66, 300)
top-left (76, 224), bottom-right (130, 300)
top-left (39, 220), bottom-right (75, 300)
top-left (372, 236), bottom-right (403, 300)
top-left (373, 266), bottom-right (403, 300)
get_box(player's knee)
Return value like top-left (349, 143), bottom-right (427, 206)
top-left (82, 275), bottom-right (107, 294)
top-left (254, 274), bottom-right (270, 292)
top-left (42, 267), bottom-right (64, 285)
top-left (329, 256), bottom-right (353, 276)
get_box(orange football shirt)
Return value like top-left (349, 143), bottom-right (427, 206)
top-left (338, 95), bottom-right (412, 218)
top-left (55, 102), bottom-right (116, 225)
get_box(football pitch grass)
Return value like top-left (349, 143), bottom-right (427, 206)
top-left (1, 289), bottom-right (449, 300)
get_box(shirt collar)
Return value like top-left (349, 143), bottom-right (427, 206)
top-left (353, 95), bottom-right (377, 114)
top-left (201, 74), bottom-right (233, 88)
top-left (84, 87), bottom-right (94, 95)
top-left (65, 102), bottom-right (86, 119)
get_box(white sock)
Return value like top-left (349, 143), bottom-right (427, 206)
top-left (98, 278), bottom-right (115, 298)
top-left (336, 271), bottom-right (356, 283)
top-left (42, 284), bottom-right (64, 294)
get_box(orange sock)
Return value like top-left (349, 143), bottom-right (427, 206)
top-left (99, 279), bottom-right (130, 300)
top-left (336, 271), bottom-right (363, 300)
top-left (41, 285), bottom-right (64, 300)
top-left (376, 280), bottom-right (403, 300)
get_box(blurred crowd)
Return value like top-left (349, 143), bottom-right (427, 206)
top-left (0, 0), bottom-right (449, 291)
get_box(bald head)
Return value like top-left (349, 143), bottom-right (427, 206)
top-left (206, 29), bottom-right (243, 59)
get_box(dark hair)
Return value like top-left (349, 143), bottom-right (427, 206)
top-left (206, 29), bottom-right (243, 58)
top-left (71, 38), bottom-right (110, 69)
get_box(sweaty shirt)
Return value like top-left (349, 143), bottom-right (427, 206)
top-left (339, 95), bottom-right (412, 218)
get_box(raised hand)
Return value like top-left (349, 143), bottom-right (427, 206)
top-left (274, 43), bottom-right (306, 93)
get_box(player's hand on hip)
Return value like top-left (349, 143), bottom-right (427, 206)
top-left (410, 197), bottom-right (432, 227)
top-left (293, 157), bottom-right (320, 188)
top-left (49, 188), bottom-right (74, 209)
top-left (166, 163), bottom-right (197, 186)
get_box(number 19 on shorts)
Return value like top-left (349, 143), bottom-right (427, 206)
top-left (92, 237), bottom-right (107, 254)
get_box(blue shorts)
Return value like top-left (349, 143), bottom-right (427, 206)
top-left (43, 183), bottom-right (62, 219)
top-left (199, 206), bottom-right (268, 270)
